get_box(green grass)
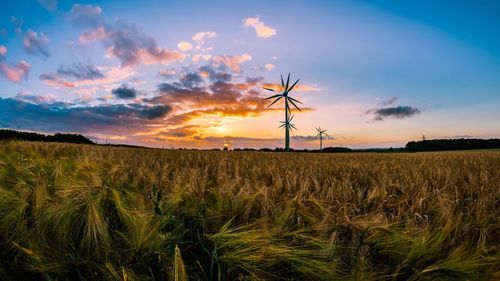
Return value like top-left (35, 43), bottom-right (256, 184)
top-left (0, 141), bottom-right (498, 280)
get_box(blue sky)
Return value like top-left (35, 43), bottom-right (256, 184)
top-left (1, 0), bottom-right (499, 148)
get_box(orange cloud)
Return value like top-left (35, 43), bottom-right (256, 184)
top-left (264, 63), bottom-right (275, 71)
top-left (177, 41), bottom-right (193, 51)
top-left (212, 54), bottom-right (252, 72)
top-left (243, 17), bottom-right (277, 38)
top-left (261, 83), bottom-right (321, 92)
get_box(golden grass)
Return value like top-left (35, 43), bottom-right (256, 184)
top-left (0, 141), bottom-right (498, 280)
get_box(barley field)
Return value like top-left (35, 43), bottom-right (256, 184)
top-left (0, 141), bottom-right (498, 280)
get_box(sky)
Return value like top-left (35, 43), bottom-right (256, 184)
top-left (0, 0), bottom-right (499, 149)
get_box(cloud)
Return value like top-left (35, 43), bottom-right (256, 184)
top-left (159, 69), bottom-right (176, 77)
top-left (69, 4), bottom-right (103, 26)
top-left (261, 83), bottom-right (321, 92)
top-left (37, 0), bottom-right (57, 11)
top-left (0, 97), bottom-right (172, 134)
top-left (180, 72), bottom-right (203, 88)
top-left (177, 41), bottom-right (193, 51)
top-left (365, 97), bottom-right (421, 121)
top-left (291, 135), bottom-right (335, 141)
top-left (192, 54), bottom-right (212, 62)
top-left (370, 106), bottom-right (421, 121)
top-left (264, 63), bottom-right (275, 71)
top-left (144, 65), bottom-right (314, 136)
top-left (40, 73), bottom-right (75, 87)
top-left (159, 125), bottom-right (201, 138)
top-left (243, 17), bottom-right (277, 38)
top-left (71, 4), bottom-right (184, 66)
top-left (79, 27), bottom-right (107, 42)
top-left (112, 85), bottom-right (138, 99)
top-left (453, 135), bottom-right (476, 139)
top-left (14, 92), bottom-right (56, 104)
top-left (100, 21), bottom-right (185, 66)
top-left (23, 29), bottom-right (50, 57)
top-left (40, 65), bottom-right (135, 89)
top-left (0, 45), bottom-right (31, 82)
top-left (380, 96), bottom-right (398, 106)
top-left (212, 54), bottom-right (252, 72)
top-left (192, 31), bottom-right (216, 44)
top-left (56, 62), bottom-right (104, 80)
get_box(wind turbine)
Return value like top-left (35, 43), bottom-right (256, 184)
top-left (279, 114), bottom-right (297, 131)
top-left (316, 126), bottom-right (328, 152)
top-left (264, 73), bottom-right (302, 151)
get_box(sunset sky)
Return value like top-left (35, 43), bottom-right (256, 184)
top-left (1, 0), bottom-right (499, 149)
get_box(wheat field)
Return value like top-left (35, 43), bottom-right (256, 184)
top-left (0, 141), bottom-right (498, 280)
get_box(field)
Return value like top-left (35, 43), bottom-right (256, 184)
top-left (0, 142), bottom-right (498, 280)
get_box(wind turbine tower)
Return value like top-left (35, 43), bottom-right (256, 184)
top-left (316, 126), bottom-right (329, 152)
top-left (264, 73), bottom-right (302, 151)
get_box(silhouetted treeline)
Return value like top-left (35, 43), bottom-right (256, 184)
top-left (406, 138), bottom-right (500, 152)
top-left (0, 129), bottom-right (94, 144)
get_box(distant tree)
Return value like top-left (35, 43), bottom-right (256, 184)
top-left (321, 147), bottom-right (353, 153)
top-left (406, 138), bottom-right (500, 152)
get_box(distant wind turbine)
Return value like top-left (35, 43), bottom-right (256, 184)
top-left (279, 114), bottom-right (297, 131)
top-left (264, 73), bottom-right (302, 151)
top-left (316, 126), bottom-right (328, 152)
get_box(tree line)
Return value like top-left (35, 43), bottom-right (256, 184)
top-left (0, 129), bottom-right (94, 144)
top-left (406, 138), bottom-right (500, 152)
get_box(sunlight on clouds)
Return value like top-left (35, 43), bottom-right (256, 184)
top-left (212, 54), bottom-right (252, 72)
top-left (264, 63), bottom-right (275, 71)
top-left (40, 66), bottom-right (137, 89)
top-left (261, 83), bottom-right (321, 92)
top-left (192, 31), bottom-right (216, 44)
top-left (243, 17), bottom-right (277, 38)
top-left (177, 41), bottom-right (193, 51)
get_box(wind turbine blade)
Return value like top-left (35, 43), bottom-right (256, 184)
top-left (291, 124), bottom-right (297, 130)
top-left (281, 75), bottom-right (284, 87)
top-left (288, 97), bottom-right (303, 104)
top-left (262, 87), bottom-right (275, 92)
top-left (285, 73), bottom-right (290, 91)
top-left (288, 79), bottom-right (300, 92)
top-left (264, 94), bottom-right (282, 100)
top-left (288, 98), bottom-right (302, 111)
top-left (267, 96), bottom-right (282, 107)
top-left (279, 124), bottom-right (285, 128)
top-left (290, 114), bottom-right (294, 121)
